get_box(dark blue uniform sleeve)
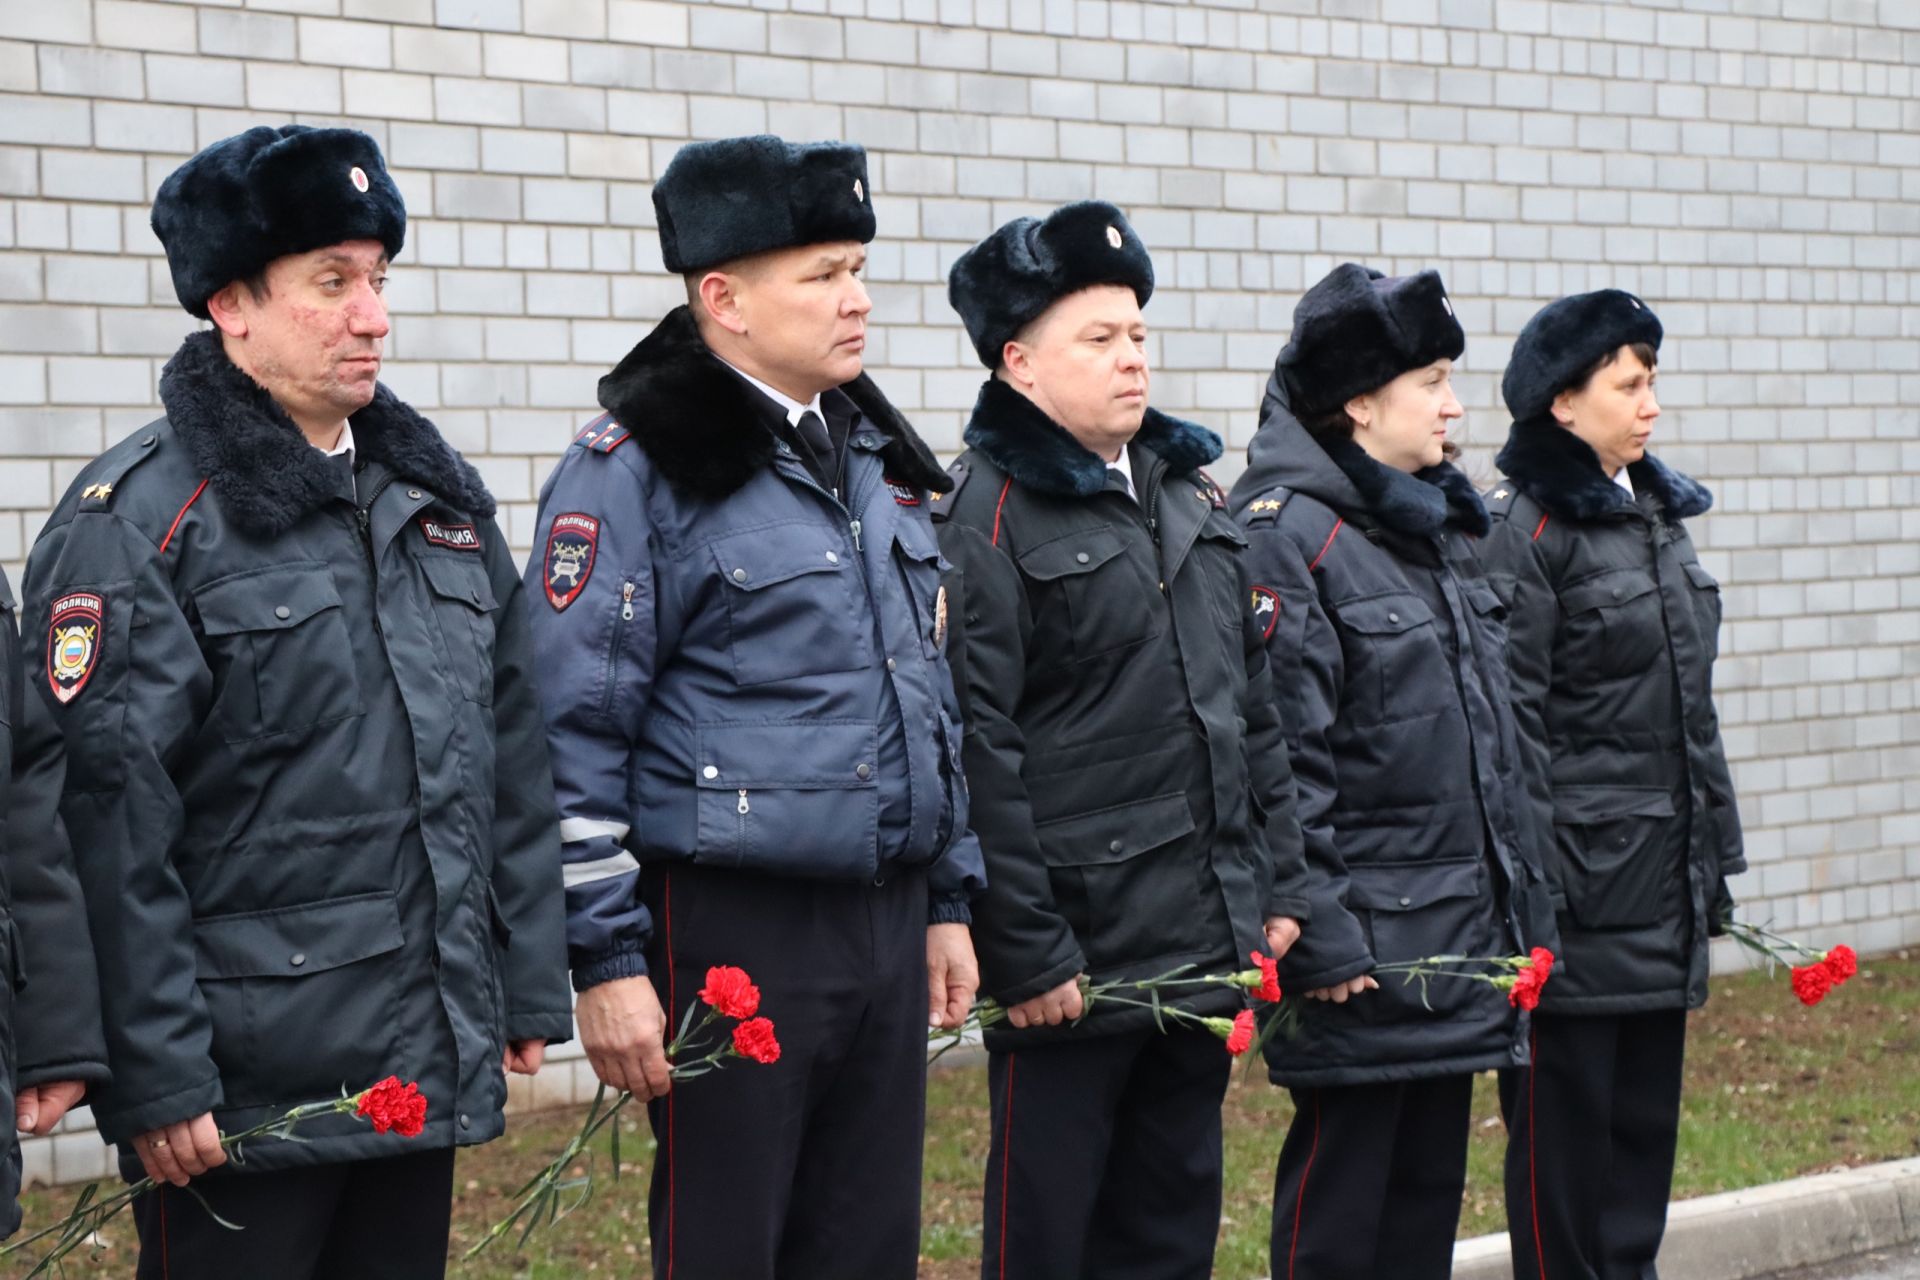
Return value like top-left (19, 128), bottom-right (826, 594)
top-left (24, 512), bottom-right (222, 1143)
top-left (525, 448), bottom-right (661, 991)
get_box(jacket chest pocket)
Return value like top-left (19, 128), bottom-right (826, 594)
top-left (195, 563), bottom-right (365, 744)
top-left (418, 555), bottom-right (498, 705)
top-left (1558, 567), bottom-right (1664, 677)
top-left (1333, 593), bottom-right (1450, 726)
top-left (710, 525), bottom-right (871, 686)
top-left (1018, 527), bottom-right (1163, 667)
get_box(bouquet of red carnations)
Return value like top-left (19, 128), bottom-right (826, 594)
top-left (1724, 919), bottom-right (1859, 1007)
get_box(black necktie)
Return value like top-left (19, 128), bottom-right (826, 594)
top-left (794, 409), bottom-right (839, 494)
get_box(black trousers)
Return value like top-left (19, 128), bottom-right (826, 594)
top-left (131, 1147), bottom-right (455, 1279)
top-left (980, 1026), bottom-right (1231, 1280)
top-left (1269, 1074), bottom-right (1473, 1280)
top-left (1500, 1008), bottom-right (1688, 1280)
top-left (641, 862), bottom-right (929, 1280)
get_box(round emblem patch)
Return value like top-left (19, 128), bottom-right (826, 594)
top-left (1106, 225), bottom-right (1123, 249)
top-left (349, 165), bottom-right (370, 193)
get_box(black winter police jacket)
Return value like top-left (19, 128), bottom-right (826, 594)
top-left (1229, 372), bottom-right (1555, 1087)
top-left (0, 565), bottom-right (109, 1235)
top-left (934, 379), bottom-right (1310, 1049)
top-left (1482, 418), bottom-right (1744, 1015)
top-left (23, 332), bottom-right (571, 1171)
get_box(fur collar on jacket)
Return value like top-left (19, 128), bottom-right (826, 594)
top-left (158, 329), bottom-right (493, 538)
top-left (961, 376), bottom-right (1221, 499)
top-left (1496, 416), bottom-right (1711, 522)
top-left (595, 305), bottom-right (950, 501)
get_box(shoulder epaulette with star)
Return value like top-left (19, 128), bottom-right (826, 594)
top-left (78, 429), bottom-right (162, 511)
top-left (1240, 487), bottom-right (1294, 527)
top-left (575, 414), bottom-right (631, 454)
top-left (928, 458), bottom-right (970, 524)
top-left (1484, 484), bottom-right (1522, 522)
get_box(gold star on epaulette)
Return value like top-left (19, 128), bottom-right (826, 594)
top-left (81, 483), bottom-right (114, 501)
top-left (1250, 498), bottom-right (1284, 513)
top-left (1494, 488), bottom-right (1509, 499)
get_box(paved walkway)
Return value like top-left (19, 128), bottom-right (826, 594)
top-left (1761, 1242), bottom-right (1920, 1280)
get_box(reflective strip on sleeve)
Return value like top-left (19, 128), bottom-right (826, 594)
top-left (562, 851), bottom-right (642, 889)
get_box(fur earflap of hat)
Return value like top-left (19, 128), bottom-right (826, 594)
top-left (652, 135), bottom-right (876, 274)
top-left (1502, 289), bottom-right (1664, 423)
top-left (947, 201), bottom-right (1155, 368)
top-left (151, 125), bottom-right (406, 319)
top-left (1276, 263), bottom-right (1465, 418)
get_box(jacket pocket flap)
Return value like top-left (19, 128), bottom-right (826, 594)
top-left (194, 891), bottom-right (404, 980)
top-left (419, 554), bottom-right (498, 612)
top-left (194, 563), bottom-right (342, 637)
top-left (1465, 582), bottom-right (1506, 618)
top-left (694, 720), bottom-right (879, 790)
top-left (1560, 568), bottom-right (1657, 615)
top-left (1683, 561), bottom-right (1719, 591)
top-left (1017, 528), bottom-right (1127, 581)
top-left (1552, 785), bottom-right (1677, 825)
top-left (1035, 793), bottom-right (1195, 867)
top-left (710, 526), bottom-right (850, 592)
top-left (1347, 858), bottom-right (1481, 911)
top-left (1335, 594), bottom-right (1434, 635)
top-left (891, 515), bottom-right (941, 564)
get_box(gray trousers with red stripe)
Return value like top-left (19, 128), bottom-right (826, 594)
top-left (1269, 1074), bottom-right (1473, 1280)
top-left (981, 1026), bottom-right (1231, 1280)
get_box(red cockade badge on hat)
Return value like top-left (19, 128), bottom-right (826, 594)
top-left (544, 512), bottom-right (599, 611)
top-left (349, 165), bottom-right (369, 193)
top-left (47, 591), bottom-right (105, 704)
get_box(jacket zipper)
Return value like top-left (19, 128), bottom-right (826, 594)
top-left (355, 474), bottom-right (398, 634)
top-left (599, 580), bottom-right (635, 715)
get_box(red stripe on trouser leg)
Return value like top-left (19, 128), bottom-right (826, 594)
top-left (665, 871), bottom-right (677, 1280)
top-left (1288, 1090), bottom-right (1321, 1280)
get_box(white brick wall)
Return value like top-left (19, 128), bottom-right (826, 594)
top-left (1, 0), bottom-right (1918, 1184)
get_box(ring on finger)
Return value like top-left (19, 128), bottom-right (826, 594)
top-left (150, 1137), bottom-right (170, 1149)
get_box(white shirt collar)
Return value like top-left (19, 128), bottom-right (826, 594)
top-left (1613, 466), bottom-right (1635, 497)
top-left (315, 420), bottom-right (356, 460)
top-left (720, 359), bottom-right (825, 429)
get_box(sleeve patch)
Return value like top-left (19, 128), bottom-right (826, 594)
top-left (544, 513), bottom-right (600, 611)
top-left (1250, 585), bottom-right (1281, 641)
top-left (47, 591), bottom-right (105, 703)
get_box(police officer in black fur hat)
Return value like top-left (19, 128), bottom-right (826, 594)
top-left (526, 135), bottom-right (985, 1279)
top-left (937, 202), bottom-right (1310, 1280)
top-left (1484, 292), bottom-right (1744, 1280)
top-left (25, 125), bottom-right (572, 1277)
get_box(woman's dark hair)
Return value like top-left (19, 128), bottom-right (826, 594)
top-left (1565, 341), bottom-right (1658, 396)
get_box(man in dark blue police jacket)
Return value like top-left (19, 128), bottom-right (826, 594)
top-left (23, 126), bottom-right (572, 1278)
top-left (527, 134), bottom-right (986, 1280)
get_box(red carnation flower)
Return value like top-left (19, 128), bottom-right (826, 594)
top-left (355, 1076), bottom-right (428, 1138)
top-left (1822, 945), bottom-right (1858, 985)
top-left (1791, 963), bottom-right (1834, 1007)
top-left (732, 1017), bottom-right (782, 1065)
top-left (1225, 1009), bottom-right (1257, 1056)
top-left (1249, 951), bottom-right (1282, 1004)
top-left (699, 966), bottom-right (761, 1020)
top-left (1507, 947), bottom-right (1556, 1011)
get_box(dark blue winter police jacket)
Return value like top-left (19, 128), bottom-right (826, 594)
top-left (528, 307), bottom-right (985, 990)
